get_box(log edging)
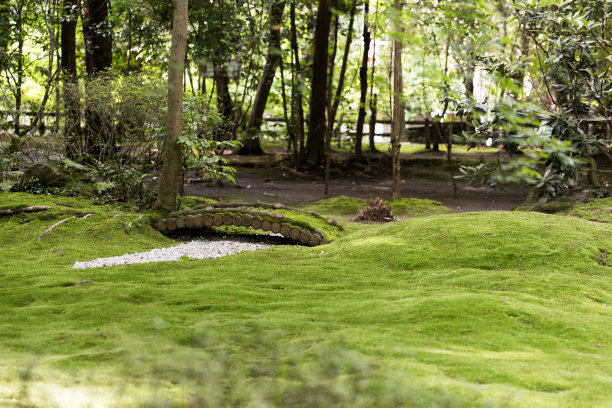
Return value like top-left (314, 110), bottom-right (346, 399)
top-left (156, 208), bottom-right (332, 246)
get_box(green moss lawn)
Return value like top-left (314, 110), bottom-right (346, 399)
top-left (1, 192), bottom-right (611, 407)
top-left (300, 196), bottom-right (450, 220)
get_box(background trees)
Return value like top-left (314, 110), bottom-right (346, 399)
top-left (0, 0), bottom-right (609, 205)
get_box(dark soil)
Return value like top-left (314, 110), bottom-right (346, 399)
top-left (184, 152), bottom-right (532, 213)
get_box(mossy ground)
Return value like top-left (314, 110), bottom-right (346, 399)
top-left (517, 197), bottom-right (612, 224)
top-left (1, 192), bottom-right (612, 407)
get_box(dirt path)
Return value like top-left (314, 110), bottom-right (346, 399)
top-left (184, 161), bottom-right (531, 212)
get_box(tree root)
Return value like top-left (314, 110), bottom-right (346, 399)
top-left (0, 206), bottom-right (54, 216)
top-left (38, 217), bottom-right (74, 240)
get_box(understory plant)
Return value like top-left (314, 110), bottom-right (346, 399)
top-left (457, 0), bottom-right (612, 201)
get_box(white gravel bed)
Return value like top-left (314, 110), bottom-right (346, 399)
top-left (73, 239), bottom-right (274, 269)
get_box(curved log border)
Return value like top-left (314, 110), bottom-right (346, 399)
top-left (193, 201), bottom-right (345, 231)
top-left (156, 208), bottom-right (332, 246)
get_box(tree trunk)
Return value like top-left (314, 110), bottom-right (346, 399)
top-left (213, 62), bottom-right (233, 141)
top-left (0, 1), bottom-right (9, 71)
top-left (290, 3), bottom-right (305, 164)
top-left (367, 0), bottom-right (378, 153)
top-left (324, 10), bottom-right (338, 195)
top-left (368, 93), bottom-right (377, 152)
top-left (391, 0), bottom-right (404, 199)
top-left (305, 0), bottom-right (332, 167)
top-left (330, 0), bottom-right (357, 137)
top-left (239, 0), bottom-right (286, 155)
top-left (13, 0), bottom-right (25, 140)
top-left (82, 0), bottom-right (112, 158)
top-left (279, 55), bottom-right (295, 158)
top-left (82, 0), bottom-right (112, 75)
top-left (155, 0), bottom-right (188, 212)
top-left (354, 0), bottom-right (370, 156)
top-left (61, 0), bottom-right (81, 158)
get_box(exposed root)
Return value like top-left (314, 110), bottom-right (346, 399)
top-left (0, 205), bottom-right (54, 216)
top-left (38, 217), bottom-right (74, 240)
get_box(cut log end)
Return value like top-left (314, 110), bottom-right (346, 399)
top-left (166, 218), bottom-right (177, 231)
top-left (309, 234), bottom-right (321, 246)
top-left (251, 217), bottom-right (262, 229)
top-left (204, 215), bottom-right (214, 227)
top-left (185, 216), bottom-right (196, 228)
top-left (299, 230), bottom-right (312, 245)
top-left (280, 224), bottom-right (292, 237)
top-left (261, 219), bottom-right (272, 231)
top-left (213, 214), bottom-right (223, 226)
top-left (157, 219), bottom-right (167, 233)
top-left (289, 227), bottom-right (301, 241)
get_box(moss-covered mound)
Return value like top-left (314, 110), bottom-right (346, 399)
top-left (516, 197), bottom-right (612, 224)
top-left (300, 195), bottom-right (450, 219)
top-left (2, 192), bottom-right (612, 407)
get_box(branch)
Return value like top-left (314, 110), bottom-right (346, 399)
top-left (0, 206), bottom-right (55, 216)
top-left (38, 217), bottom-right (73, 240)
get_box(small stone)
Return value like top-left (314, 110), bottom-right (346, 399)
top-left (432, 273), bottom-right (436, 277)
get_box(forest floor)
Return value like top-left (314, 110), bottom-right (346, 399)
top-left (185, 144), bottom-right (533, 213)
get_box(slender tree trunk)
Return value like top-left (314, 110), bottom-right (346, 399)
top-left (368, 93), bottom-right (377, 151)
top-left (62, 0), bottom-right (81, 158)
top-left (324, 10), bottom-right (338, 195)
top-left (155, 0), bottom-right (188, 212)
top-left (82, 0), bottom-right (112, 158)
top-left (330, 0), bottom-right (357, 134)
top-left (368, 0), bottom-right (379, 153)
top-left (290, 3), bottom-right (305, 164)
top-left (213, 62), bottom-right (233, 141)
top-left (354, 0), bottom-right (370, 156)
top-left (424, 117), bottom-right (431, 150)
top-left (279, 56), bottom-right (295, 156)
top-left (391, 0), bottom-right (404, 199)
top-left (13, 0), bottom-right (24, 139)
top-left (29, 1), bottom-right (57, 137)
top-left (0, 1), bottom-right (9, 71)
top-left (239, 0), bottom-right (286, 155)
top-left (305, 0), bottom-right (332, 166)
top-left (198, 64), bottom-right (206, 95)
top-left (82, 0), bottom-right (112, 75)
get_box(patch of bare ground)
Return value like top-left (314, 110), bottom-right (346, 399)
top-left (184, 152), bottom-right (531, 212)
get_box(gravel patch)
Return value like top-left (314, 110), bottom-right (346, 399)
top-left (73, 239), bottom-right (274, 269)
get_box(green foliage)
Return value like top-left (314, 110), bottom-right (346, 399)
top-left (179, 95), bottom-right (241, 184)
top-left (458, 0), bottom-right (612, 199)
top-left (86, 158), bottom-right (158, 208)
